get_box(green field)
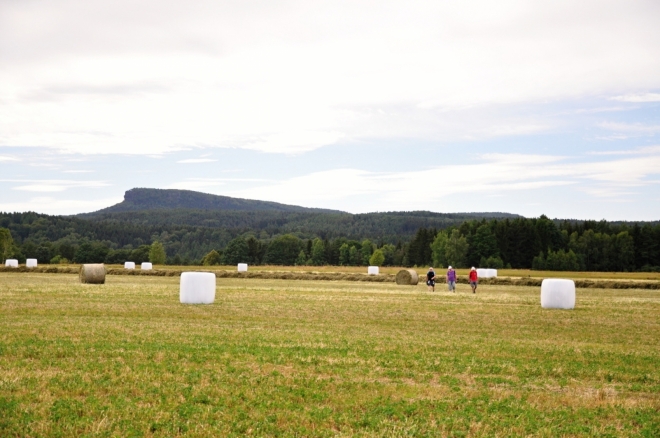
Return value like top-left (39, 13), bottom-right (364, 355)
top-left (1, 273), bottom-right (659, 437)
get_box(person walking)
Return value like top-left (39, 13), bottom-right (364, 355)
top-left (426, 267), bottom-right (436, 292)
top-left (446, 265), bottom-right (457, 292)
top-left (469, 267), bottom-right (478, 293)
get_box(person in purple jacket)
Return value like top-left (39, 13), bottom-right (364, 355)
top-left (446, 266), bottom-right (457, 292)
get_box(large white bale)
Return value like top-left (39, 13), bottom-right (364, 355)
top-left (367, 266), bottom-right (379, 275)
top-left (124, 262), bottom-right (135, 269)
top-left (237, 263), bottom-right (248, 272)
top-left (180, 272), bottom-right (216, 304)
top-left (141, 262), bottom-right (153, 270)
top-left (26, 258), bottom-right (38, 268)
top-left (5, 259), bottom-right (18, 268)
top-left (541, 279), bottom-right (576, 309)
top-left (477, 268), bottom-right (497, 278)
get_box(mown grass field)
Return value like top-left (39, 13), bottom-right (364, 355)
top-left (1, 273), bottom-right (659, 437)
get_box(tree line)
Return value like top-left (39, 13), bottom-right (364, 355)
top-left (1, 212), bottom-right (659, 271)
top-left (407, 216), bottom-right (660, 272)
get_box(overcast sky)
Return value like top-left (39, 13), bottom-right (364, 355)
top-left (1, 0), bottom-right (660, 220)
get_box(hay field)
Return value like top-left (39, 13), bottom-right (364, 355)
top-left (1, 274), bottom-right (659, 437)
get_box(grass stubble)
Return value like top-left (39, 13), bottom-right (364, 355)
top-left (1, 273), bottom-right (659, 437)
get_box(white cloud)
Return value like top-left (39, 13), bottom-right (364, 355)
top-left (240, 131), bottom-right (344, 154)
top-left (598, 122), bottom-right (660, 134)
top-left (1, 0), bottom-right (659, 155)
top-left (5, 179), bottom-right (110, 192)
top-left (611, 93), bottom-right (660, 103)
top-left (166, 177), bottom-right (268, 191)
top-left (227, 151), bottom-right (660, 212)
top-left (0, 196), bottom-right (123, 215)
top-left (588, 145), bottom-right (660, 156)
top-left (0, 155), bottom-right (20, 162)
top-left (177, 158), bottom-right (218, 164)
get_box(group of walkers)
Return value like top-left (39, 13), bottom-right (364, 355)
top-left (426, 267), bottom-right (478, 293)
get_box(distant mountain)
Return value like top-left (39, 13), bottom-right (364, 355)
top-left (81, 188), bottom-right (345, 216)
top-left (70, 188), bottom-right (523, 245)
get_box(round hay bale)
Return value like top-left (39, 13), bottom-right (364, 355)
top-left (124, 261), bottom-right (135, 269)
top-left (141, 262), bottom-right (153, 270)
top-left (367, 266), bottom-right (379, 275)
top-left (541, 279), bottom-right (575, 309)
top-left (5, 259), bottom-right (18, 268)
top-left (396, 269), bottom-right (419, 285)
top-left (79, 264), bottom-right (106, 284)
top-left (237, 263), bottom-right (248, 272)
top-left (26, 258), bottom-right (38, 268)
top-left (180, 272), bottom-right (216, 304)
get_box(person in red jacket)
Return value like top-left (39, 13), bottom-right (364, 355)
top-left (469, 267), bottom-right (478, 294)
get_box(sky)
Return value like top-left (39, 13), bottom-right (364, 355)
top-left (1, 0), bottom-right (660, 220)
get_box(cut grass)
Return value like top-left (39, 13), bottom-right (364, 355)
top-left (1, 273), bottom-right (659, 436)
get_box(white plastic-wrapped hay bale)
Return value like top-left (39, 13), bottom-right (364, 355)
top-left (180, 272), bottom-right (216, 304)
top-left (477, 268), bottom-right (497, 278)
top-left (26, 258), bottom-right (38, 268)
top-left (79, 264), bottom-right (106, 284)
top-left (124, 261), bottom-right (135, 269)
top-left (367, 266), bottom-right (379, 275)
top-left (541, 279), bottom-right (575, 309)
top-left (5, 259), bottom-right (18, 268)
top-left (237, 263), bottom-right (248, 272)
top-left (141, 262), bottom-right (153, 270)
top-left (396, 269), bottom-right (419, 285)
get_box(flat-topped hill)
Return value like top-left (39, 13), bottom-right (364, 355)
top-left (81, 188), bottom-right (344, 216)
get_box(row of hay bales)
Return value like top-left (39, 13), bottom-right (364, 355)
top-left (2, 264), bottom-right (659, 290)
top-left (123, 262), bottom-right (152, 270)
top-left (235, 263), bottom-right (381, 275)
top-left (105, 268), bottom-right (395, 282)
top-left (4, 259), bottom-right (38, 268)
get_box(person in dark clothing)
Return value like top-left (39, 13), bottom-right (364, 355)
top-left (426, 267), bottom-right (436, 292)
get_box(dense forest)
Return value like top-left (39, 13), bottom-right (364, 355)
top-left (1, 211), bottom-right (659, 272)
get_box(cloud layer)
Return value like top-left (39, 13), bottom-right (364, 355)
top-left (2, 0), bottom-right (660, 155)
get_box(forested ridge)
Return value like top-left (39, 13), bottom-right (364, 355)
top-left (0, 189), bottom-right (658, 271)
top-left (1, 210), bottom-right (659, 271)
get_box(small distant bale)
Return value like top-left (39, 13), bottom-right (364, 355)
top-left (26, 258), bottom-right (38, 268)
top-left (141, 262), bottom-right (153, 270)
top-left (237, 263), bottom-right (248, 272)
top-left (541, 279), bottom-right (575, 309)
top-left (180, 272), bottom-right (216, 304)
top-left (396, 269), bottom-right (419, 285)
top-left (368, 266), bottom-right (379, 275)
top-left (124, 262), bottom-right (135, 269)
top-left (5, 259), bottom-right (19, 268)
top-left (79, 264), bottom-right (106, 284)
